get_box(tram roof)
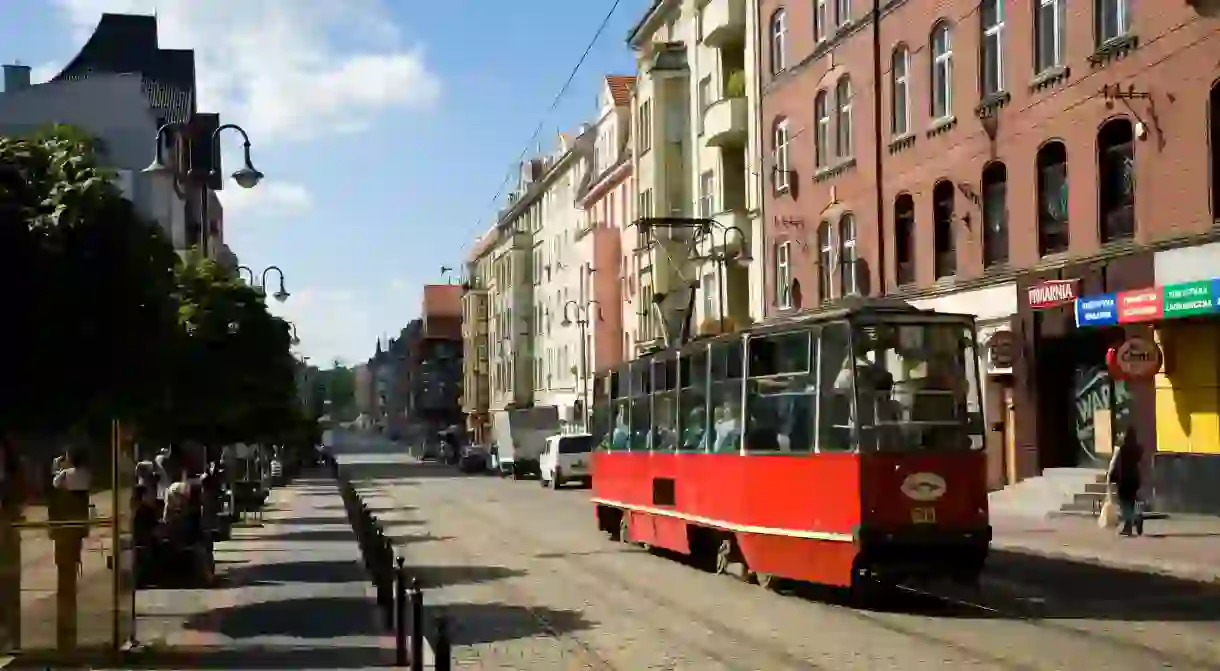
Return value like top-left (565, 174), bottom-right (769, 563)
top-left (752, 296), bottom-right (977, 334)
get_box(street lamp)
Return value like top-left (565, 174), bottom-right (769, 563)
top-left (143, 122), bottom-right (264, 258)
top-left (283, 320), bottom-right (301, 346)
top-left (237, 265), bottom-right (291, 302)
top-left (561, 299), bottom-right (603, 430)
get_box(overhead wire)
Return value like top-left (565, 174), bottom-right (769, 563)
top-left (474, 0), bottom-right (626, 237)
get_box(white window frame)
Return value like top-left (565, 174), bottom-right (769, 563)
top-left (776, 241), bottom-right (792, 309)
top-left (773, 119), bottom-right (791, 191)
top-left (815, 91), bottom-right (830, 167)
top-left (1035, 0), bottom-right (1066, 73)
top-left (818, 223), bottom-right (835, 302)
top-left (699, 170), bottom-right (715, 217)
top-left (839, 214), bottom-right (858, 296)
top-left (835, 77), bottom-right (853, 158)
top-left (931, 23), bottom-right (954, 120)
top-left (892, 46), bottom-right (910, 136)
top-left (698, 75), bottom-right (712, 134)
top-left (835, 0), bottom-right (851, 27)
top-left (815, 0), bottom-right (829, 42)
top-left (703, 271), bottom-right (718, 321)
top-left (980, 0), bottom-right (1005, 96)
top-left (771, 10), bottom-right (788, 72)
top-left (1096, 0), bottom-right (1129, 45)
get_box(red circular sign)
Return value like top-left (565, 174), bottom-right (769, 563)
top-left (1107, 337), bottom-right (1162, 380)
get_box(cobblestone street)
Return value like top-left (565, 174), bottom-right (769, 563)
top-left (339, 437), bottom-right (1220, 671)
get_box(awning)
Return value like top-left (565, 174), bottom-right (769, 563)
top-left (1075, 278), bottom-right (1220, 327)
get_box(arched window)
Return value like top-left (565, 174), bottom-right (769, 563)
top-left (1211, 82), bottom-right (1220, 219)
top-left (817, 221), bottom-right (834, 302)
top-left (930, 22), bottom-right (953, 119)
top-left (1037, 141), bottom-right (1069, 255)
top-left (835, 76), bottom-right (853, 158)
top-left (839, 213), bottom-right (858, 295)
top-left (982, 162), bottom-right (1008, 268)
top-left (814, 91), bottom-right (830, 167)
top-left (891, 46), bottom-right (910, 136)
top-left (770, 10), bottom-right (788, 73)
top-left (894, 195), bottom-right (915, 285)
top-left (1098, 118), bottom-right (1135, 243)
top-left (933, 180), bottom-right (956, 278)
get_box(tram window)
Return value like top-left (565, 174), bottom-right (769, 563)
top-left (708, 340), bottom-right (744, 453)
top-left (592, 374), bottom-right (611, 450)
top-left (745, 332), bottom-right (816, 453)
top-left (652, 358), bottom-right (678, 451)
top-left (610, 397), bottom-right (631, 451)
top-left (818, 321), bottom-right (855, 452)
top-left (677, 349), bottom-right (708, 451)
top-left (629, 361), bottom-right (652, 451)
top-left (852, 322), bottom-right (978, 452)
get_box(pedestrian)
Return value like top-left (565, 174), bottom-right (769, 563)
top-left (1107, 427), bottom-right (1145, 537)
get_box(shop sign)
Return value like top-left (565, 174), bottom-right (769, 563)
top-left (1027, 279), bottom-right (1080, 310)
top-left (1075, 277), bottom-right (1220, 328)
top-left (1106, 336), bottom-right (1162, 380)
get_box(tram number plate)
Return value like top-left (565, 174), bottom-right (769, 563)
top-left (911, 507), bottom-right (936, 524)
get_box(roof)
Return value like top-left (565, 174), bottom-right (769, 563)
top-left (466, 226), bottom-right (499, 263)
top-left (422, 284), bottom-right (462, 319)
top-left (606, 75), bottom-right (636, 106)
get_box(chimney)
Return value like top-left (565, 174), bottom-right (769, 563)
top-left (3, 64), bottom-right (31, 92)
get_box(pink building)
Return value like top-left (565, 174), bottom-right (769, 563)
top-left (576, 75), bottom-right (635, 375)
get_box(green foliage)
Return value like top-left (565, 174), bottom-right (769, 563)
top-left (725, 70), bottom-right (746, 98)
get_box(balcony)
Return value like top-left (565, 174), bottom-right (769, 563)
top-left (703, 97), bottom-right (747, 147)
top-left (702, 0), bottom-right (746, 47)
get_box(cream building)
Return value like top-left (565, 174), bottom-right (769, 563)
top-left (460, 228), bottom-right (496, 443)
top-left (626, 0), bottom-right (764, 350)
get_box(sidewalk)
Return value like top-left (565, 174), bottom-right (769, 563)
top-left (133, 475), bottom-right (408, 668)
top-left (992, 512), bottom-right (1220, 584)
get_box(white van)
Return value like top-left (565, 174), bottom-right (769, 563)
top-left (540, 433), bottom-right (594, 489)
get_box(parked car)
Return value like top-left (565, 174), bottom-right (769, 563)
top-left (458, 445), bottom-right (489, 473)
top-left (540, 433), bottom-right (594, 489)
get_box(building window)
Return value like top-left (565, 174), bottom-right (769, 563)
top-left (1037, 141), bottom-right (1070, 256)
top-left (1211, 83), bottom-right (1219, 220)
top-left (818, 221), bottom-right (834, 303)
top-left (933, 180), bottom-right (956, 278)
top-left (1096, 0), bottom-right (1129, 46)
top-left (1098, 118), bottom-right (1136, 243)
top-left (770, 10), bottom-right (788, 73)
top-left (773, 118), bottom-right (791, 191)
top-left (698, 76), bottom-right (712, 134)
top-left (982, 162), bottom-right (1009, 268)
top-left (814, 0), bottom-right (829, 42)
top-left (699, 170), bottom-right (716, 217)
top-left (839, 213), bottom-right (858, 296)
top-left (835, 76), bottom-right (853, 158)
top-left (814, 91), bottom-right (830, 167)
top-left (836, 0), bottom-right (850, 26)
top-left (638, 100), bottom-right (652, 153)
top-left (1035, 0), bottom-right (1066, 73)
top-left (930, 22), bottom-right (953, 120)
top-left (703, 272), bottom-right (718, 321)
top-left (895, 194), bottom-right (915, 285)
top-left (980, 0), bottom-right (1004, 96)
top-left (891, 46), bottom-right (910, 136)
top-left (775, 241), bottom-right (792, 308)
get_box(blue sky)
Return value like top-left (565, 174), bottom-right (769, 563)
top-left (2, 0), bottom-right (645, 368)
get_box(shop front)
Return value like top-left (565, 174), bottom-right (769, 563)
top-left (1012, 253), bottom-right (1157, 483)
top-left (1072, 247), bottom-right (1220, 514)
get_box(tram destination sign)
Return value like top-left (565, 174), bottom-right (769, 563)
top-left (1027, 279), bottom-right (1080, 310)
top-left (1075, 277), bottom-right (1220, 327)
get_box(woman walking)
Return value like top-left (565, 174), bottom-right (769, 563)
top-left (1108, 428), bottom-right (1145, 537)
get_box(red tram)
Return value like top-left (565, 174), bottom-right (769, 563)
top-left (590, 298), bottom-right (991, 592)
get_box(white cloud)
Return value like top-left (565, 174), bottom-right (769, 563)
top-left (30, 62), bottom-right (62, 84)
top-left (51, 0), bottom-right (441, 143)
top-left (218, 181), bottom-right (312, 219)
top-left (389, 278), bottom-right (408, 291)
top-left (269, 287), bottom-right (374, 366)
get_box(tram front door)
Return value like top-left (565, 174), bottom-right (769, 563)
top-left (0, 420), bottom-right (137, 665)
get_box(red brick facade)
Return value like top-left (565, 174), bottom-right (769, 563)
top-left (759, 0), bottom-right (1220, 315)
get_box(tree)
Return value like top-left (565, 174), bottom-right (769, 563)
top-left (158, 252), bottom-right (298, 446)
top-left (0, 125), bottom-right (181, 437)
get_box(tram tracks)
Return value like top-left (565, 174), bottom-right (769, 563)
top-left (366, 481), bottom-right (827, 671)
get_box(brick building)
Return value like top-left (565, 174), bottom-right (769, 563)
top-left (406, 285), bottom-right (465, 441)
top-left (759, 0), bottom-right (1220, 512)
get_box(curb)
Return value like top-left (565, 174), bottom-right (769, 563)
top-left (991, 541), bottom-right (1220, 585)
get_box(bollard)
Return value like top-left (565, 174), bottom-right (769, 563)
top-left (395, 557), bottom-right (408, 667)
top-left (434, 614), bottom-right (451, 671)
top-left (376, 530), bottom-right (392, 628)
top-left (409, 577), bottom-right (424, 671)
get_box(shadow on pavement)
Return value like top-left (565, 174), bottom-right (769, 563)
top-left (120, 645), bottom-right (389, 669)
top-left (222, 559), bottom-right (367, 586)
top-left (259, 516), bottom-right (353, 527)
top-left (429, 602), bottom-right (594, 647)
top-left (405, 564), bottom-right (526, 589)
top-left (313, 503), bottom-right (417, 513)
top-left (387, 532), bottom-right (454, 545)
top-left (247, 529), bottom-right (367, 543)
top-left (183, 595), bottom-right (376, 638)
